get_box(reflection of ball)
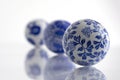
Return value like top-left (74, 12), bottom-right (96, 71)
top-left (65, 67), bottom-right (106, 80)
top-left (63, 19), bottom-right (110, 66)
top-left (44, 20), bottom-right (70, 54)
top-left (44, 55), bottom-right (75, 80)
top-left (25, 19), bottom-right (48, 46)
top-left (25, 48), bottom-right (48, 79)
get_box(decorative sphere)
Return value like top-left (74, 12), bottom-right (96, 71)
top-left (44, 55), bottom-right (75, 80)
top-left (44, 20), bottom-right (70, 54)
top-left (25, 48), bottom-right (48, 79)
top-left (25, 19), bottom-right (48, 46)
top-left (63, 19), bottom-right (110, 66)
top-left (65, 67), bottom-right (106, 80)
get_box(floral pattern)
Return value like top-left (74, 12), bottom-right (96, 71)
top-left (25, 20), bottom-right (48, 46)
top-left (44, 20), bottom-right (70, 54)
top-left (81, 27), bottom-right (92, 37)
top-left (63, 19), bottom-right (110, 66)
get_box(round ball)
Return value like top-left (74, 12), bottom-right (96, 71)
top-left (44, 55), bottom-right (75, 80)
top-left (44, 20), bottom-right (70, 54)
top-left (25, 19), bottom-right (48, 46)
top-left (65, 67), bottom-right (106, 80)
top-left (25, 48), bottom-right (48, 79)
top-left (63, 19), bottom-right (110, 66)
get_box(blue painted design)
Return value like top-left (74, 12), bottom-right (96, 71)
top-left (84, 19), bottom-right (100, 25)
top-left (82, 19), bottom-right (101, 37)
top-left (81, 27), bottom-right (92, 38)
top-left (84, 19), bottom-right (93, 25)
top-left (29, 25), bottom-right (41, 35)
top-left (25, 20), bottom-right (48, 46)
top-left (94, 35), bottom-right (108, 50)
top-left (63, 19), bottom-right (110, 66)
top-left (27, 38), bottom-right (35, 45)
top-left (44, 20), bottom-right (70, 54)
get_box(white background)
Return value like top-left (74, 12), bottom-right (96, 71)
top-left (0, 0), bottom-right (120, 80)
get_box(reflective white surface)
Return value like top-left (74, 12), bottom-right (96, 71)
top-left (0, 43), bottom-right (120, 80)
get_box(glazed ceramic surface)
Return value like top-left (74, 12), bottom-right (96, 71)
top-left (25, 19), bottom-right (48, 47)
top-left (44, 55), bottom-right (75, 80)
top-left (25, 48), bottom-right (48, 79)
top-left (63, 19), bottom-right (110, 66)
top-left (65, 67), bottom-right (106, 80)
top-left (44, 20), bottom-right (70, 54)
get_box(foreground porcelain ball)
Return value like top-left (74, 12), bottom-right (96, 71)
top-left (44, 55), bottom-right (75, 80)
top-left (25, 48), bottom-right (48, 79)
top-left (63, 19), bottom-right (110, 66)
top-left (65, 67), bottom-right (106, 80)
top-left (44, 20), bottom-right (70, 54)
top-left (25, 19), bottom-right (48, 46)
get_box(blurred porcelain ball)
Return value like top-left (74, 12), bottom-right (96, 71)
top-left (44, 55), bottom-right (75, 80)
top-left (63, 19), bottom-right (110, 66)
top-left (25, 19), bottom-right (48, 46)
top-left (44, 20), bottom-right (70, 54)
top-left (65, 67), bottom-right (106, 80)
top-left (25, 48), bottom-right (48, 79)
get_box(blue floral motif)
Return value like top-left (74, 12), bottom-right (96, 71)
top-left (84, 19), bottom-right (93, 25)
top-left (29, 25), bottom-right (41, 35)
top-left (94, 35), bottom-right (107, 50)
top-left (74, 21), bottom-right (81, 25)
top-left (84, 19), bottom-right (100, 26)
top-left (69, 51), bottom-right (75, 61)
top-left (77, 40), bottom-right (94, 60)
top-left (63, 19), bottom-right (110, 66)
top-left (100, 50), bottom-right (107, 59)
top-left (82, 19), bottom-right (101, 37)
top-left (103, 28), bottom-right (108, 34)
top-left (67, 41), bottom-right (76, 51)
top-left (26, 20), bottom-right (47, 46)
top-left (68, 31), bottom-right (76, 39)
top-left (77, 61), bottom-right (89, 66)
top-left (44, 20), bottom-right (70, 54)
top-left (92, 25), bottom-right (100, 32)
top-left (81, 27), bottom-right (92, 37)
top-left (27, 38), bottom-right (35, 45)
top-left (67, 35), bottom-right (95, 60)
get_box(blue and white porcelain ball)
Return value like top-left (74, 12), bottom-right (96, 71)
top-left (25, 19), bottom-right (48, 46)
top-left (44, 20), bottom-right (70, 54)
top-left (44, 55), bottom-right (75, 80)
top-left (65, 67), bottom-right (106, 80)
top-left (25, 48), bottom-right (48, 79)
top-left (63, 19), bottom-right (110, 66)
